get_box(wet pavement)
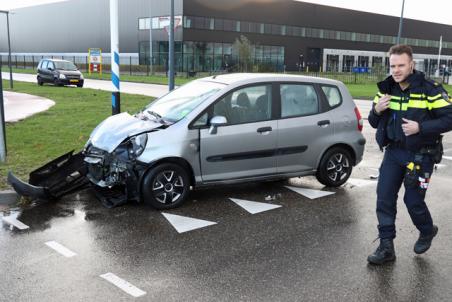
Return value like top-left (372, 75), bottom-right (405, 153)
top-left (1, 124), bottom-right (452, 301)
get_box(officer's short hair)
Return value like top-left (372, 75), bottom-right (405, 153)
top-left (389, 44), bottom-right (413, 60)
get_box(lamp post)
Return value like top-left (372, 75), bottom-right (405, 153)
top-left (0, 10), bottom-right (13, 89)
top-left (168, 0), bottom-right (175, 91)
top-left (396, 0), bottom-right (405, 45)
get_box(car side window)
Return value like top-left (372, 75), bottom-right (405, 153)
top-left (280, 84), bottom-right (319, 118)
top-left (41, 61), bottom-right (48, 69)
top-left (212, 84), bottom-right (272, 125)
top-left (321, 85), bottom-right (342, 108)
top-left (48, 61), bottom-right (55, 70)
top-left (192, 112), bottom-right (208, 127)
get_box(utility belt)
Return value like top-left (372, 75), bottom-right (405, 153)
top-left (404, 154), bottom-right (430, 195)
top-left (403, 135), bottom-right (443, 195)
top-left (418, 135), bottom-right (443, 164)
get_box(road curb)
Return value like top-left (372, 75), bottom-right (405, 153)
top-left (0, 190), bottom-right (19, 205)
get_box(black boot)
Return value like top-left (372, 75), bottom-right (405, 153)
top-left (367, 239), bottom-right (396, 265)
top-left (414, 225), bottom-right (438, 254)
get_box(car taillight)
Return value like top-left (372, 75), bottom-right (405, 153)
top-left (354, 107), bottom-right (363, 132)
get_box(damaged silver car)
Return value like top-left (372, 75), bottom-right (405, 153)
top-left (9, 73), bottom-right (366, 209)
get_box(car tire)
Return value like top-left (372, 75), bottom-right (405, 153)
top-left (141, 163), bottom-right (190, 210)
top-left (37, 76), bottom-right (43, 86)
top-left (77, 83), bottom-right (83, 88)
top-left (53, 78), bottom-right (63, 87)
top-left (316, 147), bottom-right (353, 187)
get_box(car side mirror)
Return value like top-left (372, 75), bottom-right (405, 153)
top-left (47, 67), bottom-right (53, 71)
top-left (209, 115), bottom-right (227, 135)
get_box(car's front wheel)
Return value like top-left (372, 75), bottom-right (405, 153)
top-left (141, 163), bottom-right (190, 209)
top-left (316, 147), bottom-right (353, 187)
top-left (37, 76), bottom-right (43, 86)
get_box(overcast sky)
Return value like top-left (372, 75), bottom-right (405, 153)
top-left (1, 0), bottom-right (452, 26)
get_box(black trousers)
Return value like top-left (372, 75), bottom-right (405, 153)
top-left (376, 146), bottom-right (435, 239)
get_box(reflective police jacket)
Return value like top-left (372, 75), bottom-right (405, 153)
top-left (368, 70), bottom-right (452, 151)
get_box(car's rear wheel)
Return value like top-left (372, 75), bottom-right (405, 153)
top-left (141, 163), bottom-right (190, 210)
top-left (316, 147), bottom-right (352, 187)
top-left (37, 76), bottom-right (43, 86)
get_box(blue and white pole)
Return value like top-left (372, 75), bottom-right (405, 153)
top-left (110, 0), bottom-right (120, 115)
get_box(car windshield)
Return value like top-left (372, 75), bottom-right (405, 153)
top-left (144, 80), bottom-right (225, 123)
top-left (54, 61), bottom-right (78, 71)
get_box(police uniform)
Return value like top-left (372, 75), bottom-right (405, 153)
top-left (368, 70), bottom-right (452, 240)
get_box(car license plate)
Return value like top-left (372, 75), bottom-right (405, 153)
top-left (70, 79), bottom-right (79, 83)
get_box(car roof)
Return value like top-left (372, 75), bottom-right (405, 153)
top-left (40, 58), bottom-right (74, 63)
top-left (199, 73), bottom-right (342, 86)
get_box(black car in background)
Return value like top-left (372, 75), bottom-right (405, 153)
top-left (37, 59), bottom-right (84, 87)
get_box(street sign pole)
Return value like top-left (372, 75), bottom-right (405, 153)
top-left (0, 60), bottom-right (7, 162)
top-left (110, 0), bottom-right (120, 115)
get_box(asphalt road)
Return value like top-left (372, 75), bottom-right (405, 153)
top-left (2, 122), bottom-right (452, 301)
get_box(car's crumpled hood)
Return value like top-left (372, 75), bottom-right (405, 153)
top-left (89, 112), bottom-right (162, 153)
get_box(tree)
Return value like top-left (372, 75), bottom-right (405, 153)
top-left (232, 35), bottom-right (253, 72)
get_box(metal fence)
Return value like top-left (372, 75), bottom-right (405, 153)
top-left (1, 54), bottom-right (449, 84)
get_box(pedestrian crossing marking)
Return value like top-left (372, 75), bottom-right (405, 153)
top-left (2, 216), bottom-right (29, 230)
top-left (229, 198), bottom-right (281, 214)
top-left (162, 213), bottom-right (217, 233)
top-left (285, 186), bottom-right (335, 199)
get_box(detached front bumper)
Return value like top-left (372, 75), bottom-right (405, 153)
top-left (8, 151), bottom-right (89, 200)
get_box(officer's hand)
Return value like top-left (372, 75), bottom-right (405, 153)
top-left (402, 118), bottom-right (420, 136)
top-left (375, 94), bottom-right (391, 114)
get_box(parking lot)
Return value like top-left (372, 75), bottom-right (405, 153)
top-left (2, 108), bottom-right (452, 301)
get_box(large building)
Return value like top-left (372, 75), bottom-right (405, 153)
top-left (1, 0), bottom-right (452, 73)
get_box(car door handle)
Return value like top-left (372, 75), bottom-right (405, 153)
top-left (317, 120), bottom-right (330, 127)
top-left (257, 126), bottom-right (272, 133)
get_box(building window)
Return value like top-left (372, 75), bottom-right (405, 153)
top-left (342, 55), bottom-right (354, 72)
top-left (183, 16), bottom-right (192, 28)
top-left (138, 17), bottom-right (150, 30)
top-left (358, 56), bottom-right (369, 67)
top-left (223, 19), bottom-right (234, 31)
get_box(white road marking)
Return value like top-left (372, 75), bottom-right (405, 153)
top-left (162, 213), bottom-right (217, 233)
top-left (346, 178), bottom-right (377, 187)
top-left (100, 273), bottom-right (146, 298)
top-left (435, 164), bottom-right (447, 169)
top-left (285, 186), bottom-right (335, 199)
top-left (229, 198), bottom-right (281, 214)
top-left (2, 216), bottom-right (29, 230)
top-left (442, 156), bottom-right (452, 161)
top-left (45, 241), bottom-right (77, 258)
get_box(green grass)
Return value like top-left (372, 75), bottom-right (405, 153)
top-left (0, 80), bottom-right (152, 189)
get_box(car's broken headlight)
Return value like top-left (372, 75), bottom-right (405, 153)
top-left (128, 133), bottom-right (148, 158)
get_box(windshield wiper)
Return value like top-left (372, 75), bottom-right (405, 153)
top-left (145, 110), bottom-right (170, 125)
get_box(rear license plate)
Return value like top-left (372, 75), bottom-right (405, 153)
top-left (69, 79), bottom-right (79, 83)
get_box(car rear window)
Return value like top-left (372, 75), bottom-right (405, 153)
top-left (280, 84), bottom-right (319, 118)
top-left (321, 85), bottom-right (342, 108)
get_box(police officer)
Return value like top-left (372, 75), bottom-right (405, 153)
top-left (368, 44), bottom-right (452, 265)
